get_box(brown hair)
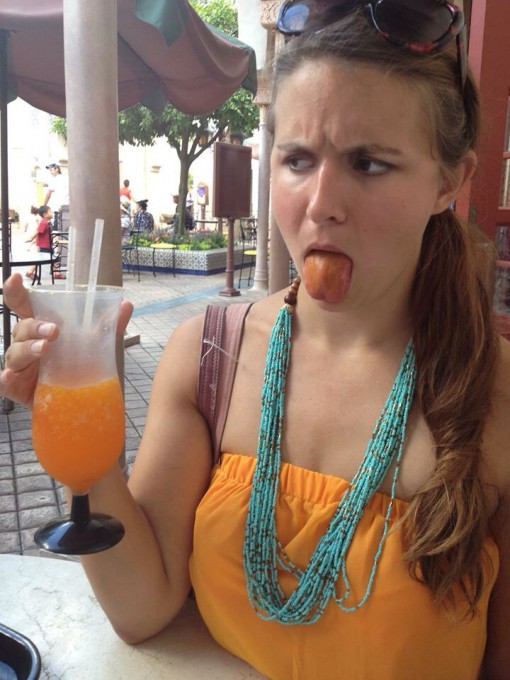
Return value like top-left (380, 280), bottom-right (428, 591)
top-left (269, 10), bottom-right (499, 616)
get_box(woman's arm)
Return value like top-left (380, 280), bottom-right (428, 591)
top-left (79, 315), bottom-right (212, 643)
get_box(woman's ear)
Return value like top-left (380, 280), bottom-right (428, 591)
top-left (432, 150), bottom-right (477, 214)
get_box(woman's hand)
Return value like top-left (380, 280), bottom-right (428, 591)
top-left (0, 273), bottom-right (133, 407)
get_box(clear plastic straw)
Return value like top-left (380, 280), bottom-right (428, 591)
top-left (83, 218), bottom-right (105, 328)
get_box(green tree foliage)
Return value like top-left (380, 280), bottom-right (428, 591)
top-left (123, 0), bottom-right (259, 235)
top-left (191, 0), bottom-right (237, 33)
top-left (52, 0), bottom-right (259, 236)
top-left (118, 89), bottom-right (258, 236)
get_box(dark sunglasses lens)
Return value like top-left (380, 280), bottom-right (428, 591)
top-left (374, 0), bottom-right (454, 44)
top-left (278, 0), bottom-right (357, 34)
top-left (280, 2), bottom-right (311, 33)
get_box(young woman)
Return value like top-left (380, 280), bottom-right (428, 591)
top-left (1, 2), bottom-right (509, 678)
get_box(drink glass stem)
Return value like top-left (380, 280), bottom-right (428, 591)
top-left (70, 494), bottom-right (90, 526)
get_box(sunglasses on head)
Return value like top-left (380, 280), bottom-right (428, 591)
top-left (276, 0), bottom-right (467, 92)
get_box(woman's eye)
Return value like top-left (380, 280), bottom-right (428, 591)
top-left (285, 156), bottom-right (313, 171)
top-left (353, 157), bottom-right (391, 175)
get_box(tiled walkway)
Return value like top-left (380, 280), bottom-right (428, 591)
top-left (0, 268), bottom-right (265, 556)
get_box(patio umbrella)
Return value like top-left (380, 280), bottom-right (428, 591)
top-left (0, 0), bottom-right (257, 367)
top-left (0, 0), bottom-right (257, 117)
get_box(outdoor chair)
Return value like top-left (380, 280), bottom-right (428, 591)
top-left (122, 230), bottom-right (142, 281)
top-left (49, 225), bottom-right (68, 282)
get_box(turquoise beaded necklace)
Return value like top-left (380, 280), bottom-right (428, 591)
top-left (243, 277), bottom-right (417, 624)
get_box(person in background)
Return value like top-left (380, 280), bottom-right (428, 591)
top-left (119, 179), bottom-right (136, 215)
top-left (1, 3), bottom-right (510, 679)
top-left (44, 163), bottom-right (69, 232)
top-left (171, 194), bottom-right (195, 232)
top-left (25, 205), bottom-right (52, 280)
top-left (133, 199), bottom-right (154, 233)
top-left (120, 203), bottom-right (131, 245)
top-left (186, 182), bottom-right (194, 219)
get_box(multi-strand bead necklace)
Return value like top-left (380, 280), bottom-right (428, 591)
top-left (243, 276), bottom-right (417, 624)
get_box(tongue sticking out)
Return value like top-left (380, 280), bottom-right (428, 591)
top-left (303, 251), bottom-right (352, 304)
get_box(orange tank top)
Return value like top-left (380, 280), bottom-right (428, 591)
top-left (189, 453), bottom-right (498, 680)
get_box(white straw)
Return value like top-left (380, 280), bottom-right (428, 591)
top-left (66, 225), bottom-right (77, 292)
top-left (87, 218), bottom-right (104, 292)
top-left (83, 218), bottom-right (104, 329)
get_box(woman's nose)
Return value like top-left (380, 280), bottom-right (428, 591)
top-left (305, 161), bottom-right (347, 225)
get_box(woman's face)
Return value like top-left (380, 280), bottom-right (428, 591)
top-left (270, 59), bottom-right (463, 310)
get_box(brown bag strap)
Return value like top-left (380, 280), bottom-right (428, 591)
top-left (198, 302), bottom-right (252, 464)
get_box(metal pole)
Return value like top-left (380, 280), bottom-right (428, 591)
top-left (219, 217), bottom-right (241, 297)
top-left (0, 29), bottom-right (14, 412)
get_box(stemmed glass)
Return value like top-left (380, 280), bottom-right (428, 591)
top-left (29, 286), bottom-right (125, 555)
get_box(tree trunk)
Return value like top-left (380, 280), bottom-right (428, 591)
top-left (177, 158), bottom-right (191, 238)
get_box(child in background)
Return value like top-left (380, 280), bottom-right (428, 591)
top-left (25, 205), bottom-right (52, 280)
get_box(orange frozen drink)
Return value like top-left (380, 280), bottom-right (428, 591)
top-left (32, 376), bottom-right (124, 494)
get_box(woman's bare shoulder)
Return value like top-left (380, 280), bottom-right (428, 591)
top-left (162, 294), bottom-right (282, 375)
top-left (237, 293), bottom-right (286, 346)
top-left (168, 294), bottom-right (282, 350)
top-left (246, 291), bottom-right (287, 324)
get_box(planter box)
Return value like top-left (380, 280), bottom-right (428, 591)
top-left (124, 245), bottom-right (247, 276)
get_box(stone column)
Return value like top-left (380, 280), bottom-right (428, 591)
top-left (261, 1), bottom-right (291, 294)
top-left (63, 1), bottom-right (126, 470)
top-left (251, 73), bottom-right (271, 291)
top-left (63, 0), bottom-right (121, 287)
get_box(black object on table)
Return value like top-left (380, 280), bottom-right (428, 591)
top-left (0, 621), bottom-right (41, 680)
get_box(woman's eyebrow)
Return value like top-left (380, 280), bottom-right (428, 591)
top-left (275, 142), bottom-right (308, 152)
top-left (351, 143), bottom-right (403, 156)
top-left (275, 141), bottom-right (403, 156)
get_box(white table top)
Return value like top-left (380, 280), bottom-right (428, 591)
top-left (0, 554), bottom-right (265, 679)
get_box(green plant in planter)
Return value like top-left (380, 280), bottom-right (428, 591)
top-left (190, 232), bottom-right (228, 249)
top-left (130, 231), bottom-right (227, 250)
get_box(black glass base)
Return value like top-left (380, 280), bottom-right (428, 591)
top-left (34, 512), bottom-right (125, 555)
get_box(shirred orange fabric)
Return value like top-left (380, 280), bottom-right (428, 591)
top-left (190, 453), bottom-right (498, 680)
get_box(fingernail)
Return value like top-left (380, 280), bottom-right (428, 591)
top-left (38, 323), bottom-right (55, 338)
top-left (31, 340), bottom-right (45, 354)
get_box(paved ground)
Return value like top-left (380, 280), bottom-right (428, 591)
top-left (0, 263), bottom-right (266, 557)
